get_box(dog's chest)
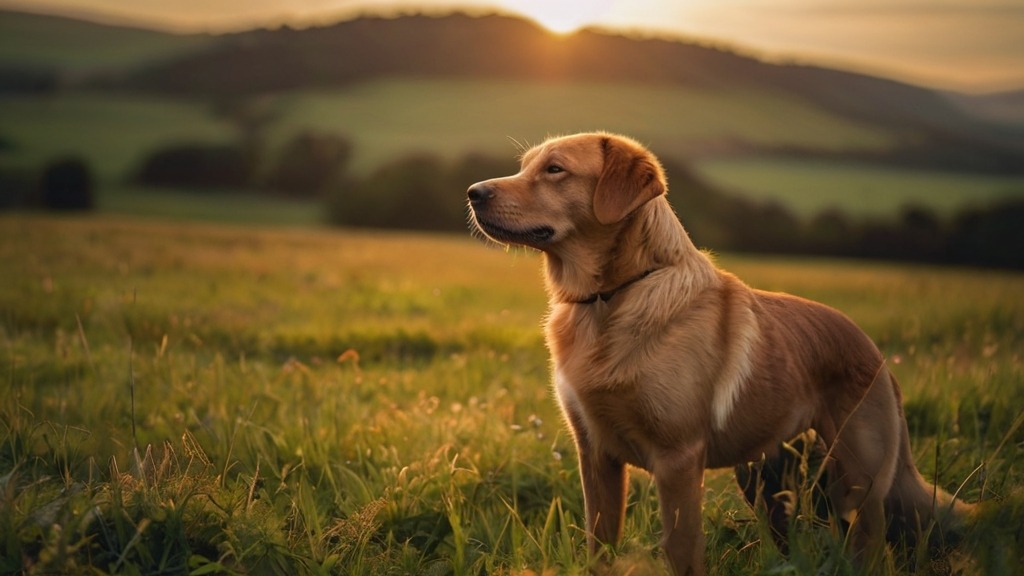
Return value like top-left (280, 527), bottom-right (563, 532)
top-left (548, 303), bottom-right (708, 468)
top-left (554, 364), bottom-right (701, 470)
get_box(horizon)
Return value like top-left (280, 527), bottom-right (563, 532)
top-left (1, 0), bottom-right (1023, 94)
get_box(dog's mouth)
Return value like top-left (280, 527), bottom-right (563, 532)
top-left (472, 217), bottom-right (555, 247)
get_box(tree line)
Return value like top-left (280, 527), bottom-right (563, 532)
top-left (2, 133), bottom-right (1022, 270)
top-left (659, 159), bottom-right (1024, 270)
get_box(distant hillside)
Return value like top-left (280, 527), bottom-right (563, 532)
top-left (0, 8), bottom-right (1006, 138)
top-left (105, 12), bottom-right (1022, 168)
top-left (4, 9), bottom-right (1023, 173)
top-left (116, 14), bottom-right (949, 126)
top-left (0, 10), bottom-right (211, 76)
top-left (950, 89), bottom-right (1024, 126)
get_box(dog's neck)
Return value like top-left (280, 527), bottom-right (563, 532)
top-left (543, 197), bottom-right (716, 304)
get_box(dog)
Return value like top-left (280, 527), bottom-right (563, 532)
top-left (467, 132), bottom-right (972, 575)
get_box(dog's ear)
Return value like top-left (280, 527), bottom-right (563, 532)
top-left (593, 137), bottom-right (666, 225)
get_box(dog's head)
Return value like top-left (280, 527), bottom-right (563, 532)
top-left (467, 132), bottom-right (667, 251)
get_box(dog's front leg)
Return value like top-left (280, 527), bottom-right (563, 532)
top-left (655, 445), bottom-right (707, 576)
top-left (577, 446), bottom-right (628, 562)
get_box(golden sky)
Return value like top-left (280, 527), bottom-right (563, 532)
top-left (3, 0), bottom-right (1023, 92)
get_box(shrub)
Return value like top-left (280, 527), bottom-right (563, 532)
top-left (948, 199), bottom-right (1024, 269)
top-left (134, 142), bottom-right (253, 189)
top-left (327, 152), bottom-right (516, 231)
top-left (39, 156), bottom-right (95, 211)
top-left (265, 132), bottom-right (353, 198)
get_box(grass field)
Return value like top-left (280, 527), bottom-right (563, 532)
top-left (264, 79), bottom-right (895, 174)
top-left (0, 93), bottom-right (235, 180)
top-left (98, 186), bottom-right (326, 226)
top-left (1, 79), bottom-right (893, 179)
top-left (4, 80), bottom-right (1023, 222)
top-left (0, 10), bottom-right (212, 74)
top-left (695, 158), bottom-right (1024, 219)
top-left (2, 214), bottom-right (1023, 575)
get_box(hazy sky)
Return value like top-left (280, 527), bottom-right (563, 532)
top-left (4, 0), bottom-right (1023, 92)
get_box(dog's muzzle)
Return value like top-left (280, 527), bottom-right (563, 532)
top-left (466, 183), bottom-right (555, 246)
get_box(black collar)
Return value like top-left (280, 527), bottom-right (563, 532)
top-left (571, 269), bottom-right (659, 304)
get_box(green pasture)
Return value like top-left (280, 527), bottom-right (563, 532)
top-left (264, 79), bottom-right (895, 173)
top-left (0, 93), bottom-right (234, 180)
top-left (4, 79), bottom-right (1023, 220)
top-left (1, 79), bottom-right (893, 179)
top-left (2, 214), bottom-right (1022, 574)
top-left (0, 11), bottom-right (212, 74)
top-left (99, 186), bottom-right (326, 226)
top-left (695, 157), bottom-right (1024, 218)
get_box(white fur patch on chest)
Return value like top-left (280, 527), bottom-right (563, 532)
top-left (554, 367), bottom-right (580, 414)
top-left (554, 366), bottom-right (600, 435)
top-left (710, 307), bottom-right (759, 431)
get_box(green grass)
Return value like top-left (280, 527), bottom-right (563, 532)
top-left (2, 214), bottom-right (1023, 574)
top-left (5, 79), bottom-right (1020, 222)
top-left (99, 186), bottom-right (326, 226)
top-left (695, 157), bottom-right (1024, 218)
top-left (264, 79), bottom-right (896, 174)
top-left (0, 93), bottom-right (235, 181)
top-left (1, 78), bottom-right (894, 181)
top-left (0, 10), bottom-right (213, 74)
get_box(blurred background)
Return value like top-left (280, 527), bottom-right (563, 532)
top-left (2, 0), bottom-right (1023, 268)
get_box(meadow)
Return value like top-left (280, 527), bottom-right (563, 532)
top-left (694, 158), bottom-right (1024, 219)
top-left (0, 10), bottom-right (213, 75)
top-left (4, 80), bottom-right (1023, 223)
top-left (2, 214), bottom-right (1023, 575)
top-left (2, 78), bottom-right (892, 181)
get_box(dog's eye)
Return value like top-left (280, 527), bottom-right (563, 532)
top-left (546, 165), bottom-right (565, 174)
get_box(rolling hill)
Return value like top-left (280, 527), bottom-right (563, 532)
top-left (0, 10), bottom-right (212, 81)
top-left (113, 13), bottom-right (972, 134)
top-left (2, 9), bottom-right (1023, 267)
top-left (3, 9), bottom-right (1024, 179)
top-left (33, 10), bottom-right (1021, 174)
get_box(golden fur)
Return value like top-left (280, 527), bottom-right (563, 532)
top-left (467, 132), bottom-right (971, 575)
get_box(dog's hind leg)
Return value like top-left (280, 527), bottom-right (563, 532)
top-left (736, 457), bottom-right (793, 553)
top-left (819, 370), bottom-right (901, 570)
top-left (735, 431), bottom-right (834, 555)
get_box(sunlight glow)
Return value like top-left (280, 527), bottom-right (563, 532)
top-left (502, 0), bottom-right (614, 34)
top-left (7, 0), bottom-right (1022, 90)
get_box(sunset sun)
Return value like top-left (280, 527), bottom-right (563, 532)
top-left (503, 0), bottom-right (613, 34)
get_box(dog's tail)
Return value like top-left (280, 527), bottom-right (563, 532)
top-left (884, 372), bottom-right (975, 551)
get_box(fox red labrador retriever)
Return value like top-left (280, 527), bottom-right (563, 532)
top-left (467, 132), bottom-right (971, 575)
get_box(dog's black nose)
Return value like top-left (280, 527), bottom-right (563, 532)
top-left (467, 184), bottom-right (495, 207)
